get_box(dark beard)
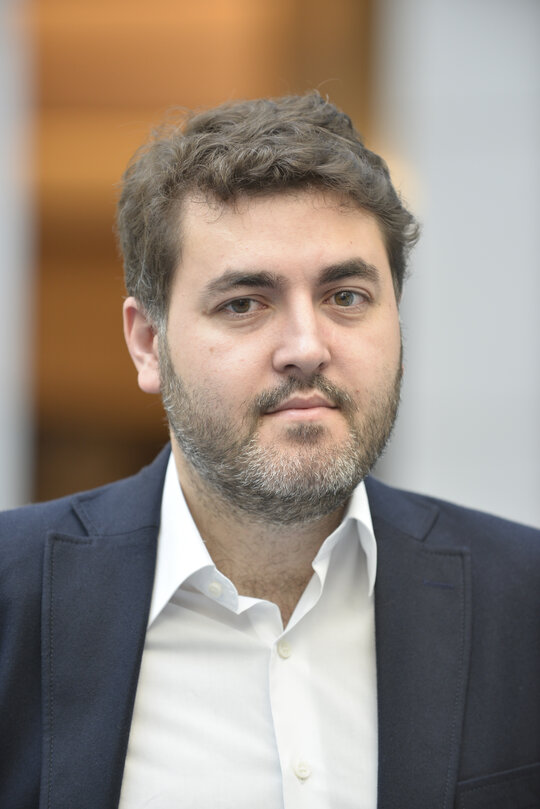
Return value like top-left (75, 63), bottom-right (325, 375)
top-left (159, 337), bottom-right (402, 525)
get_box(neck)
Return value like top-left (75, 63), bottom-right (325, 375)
top-left (171, 443), bottom-right (347, 622)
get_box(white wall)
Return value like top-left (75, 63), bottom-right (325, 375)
top-left (0, 2), bottom-right (34, 509)
top-left (373, 0), bottom-right (540, 527)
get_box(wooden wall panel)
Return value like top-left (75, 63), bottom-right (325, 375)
top-left (30, 0), bottom-right (298, 108)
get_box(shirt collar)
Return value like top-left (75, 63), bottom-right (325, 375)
top-left (342, 479), bottom-right (377, 595)
top-left (147, 455), bottom-right (214, 626)
top-left (148, 453), bottom-right (378, 627)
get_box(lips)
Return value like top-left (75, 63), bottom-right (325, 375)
top-left (266, 395), bottom-right (337, 414)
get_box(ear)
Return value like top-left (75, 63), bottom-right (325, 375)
top-left (123, 297), bottom-right (161, 394)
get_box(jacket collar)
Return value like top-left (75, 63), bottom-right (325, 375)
top-left (70, 443), bottom-right (170, 537)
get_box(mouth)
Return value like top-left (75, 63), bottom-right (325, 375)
top-left (265, 395), bottom-right (338, 418)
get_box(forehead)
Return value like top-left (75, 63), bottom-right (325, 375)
top-left (181, 189), bottom-right (380, 237)
top-left (175, 189), bottom-right (391, 287)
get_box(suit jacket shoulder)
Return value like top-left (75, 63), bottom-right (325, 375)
top-left (366, 474), bottom-right (540, 554)
top-left (0, 444), bottom-right (169, 615)
top-left (0, 443), bottom-right (170, 541)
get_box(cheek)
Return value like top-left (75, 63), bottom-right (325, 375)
top-left (340, 324), bottom-right (401, 395)
top-left (176, 335), bottom-right (263, 399)
top-left (198, 330), bottom-right (267, 369)
top-left (373, 309), bottom-right (402, 361)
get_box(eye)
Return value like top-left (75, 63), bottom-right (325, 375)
top-left (330, 290), bottom-right (365, 307)
top-left (221, 297), bottom-right (265, 316)
top-left (227, 298), bottom-right (253, 314)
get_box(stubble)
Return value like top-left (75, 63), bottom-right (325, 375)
top-left (159, 337), bottom-right (402, 525)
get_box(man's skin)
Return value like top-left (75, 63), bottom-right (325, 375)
top-left (123, 189), bottom-right (401, 625)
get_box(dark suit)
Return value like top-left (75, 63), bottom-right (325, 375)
top-left (1, 445), bottom-right (539, 808)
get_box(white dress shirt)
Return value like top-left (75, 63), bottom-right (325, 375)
top-left (118, 454), bottom-right (378, 809)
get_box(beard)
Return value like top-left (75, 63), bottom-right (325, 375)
top-left (159, 337), bottom-right (402, 526)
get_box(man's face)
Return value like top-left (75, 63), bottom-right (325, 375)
top-left (160, 190), bottom-right (402, 524)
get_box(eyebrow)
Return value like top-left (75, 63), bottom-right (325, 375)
top-left (318, 259), bottom-right (381, 288)
top-left (202, 270), bottom-right (284, 299)
top-left (200, 258), bottom-right (382, 301)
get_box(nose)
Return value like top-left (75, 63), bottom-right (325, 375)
top-left (272, 302), bottom-right (331, 377)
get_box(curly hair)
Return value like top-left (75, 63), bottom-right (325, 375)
top-left (116, 92), bottom-right (419, 325)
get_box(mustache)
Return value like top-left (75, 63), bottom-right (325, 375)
top-left (253, 375), bottom-right (356, 415)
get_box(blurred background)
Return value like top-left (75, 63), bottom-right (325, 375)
top-left (1, 0), bottom-right (539, 527)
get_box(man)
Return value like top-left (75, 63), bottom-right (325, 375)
top-left (1, 93), bottom-right (539, 809)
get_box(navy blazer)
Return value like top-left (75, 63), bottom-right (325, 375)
top-left (1, 445), bottom-right (539, 808)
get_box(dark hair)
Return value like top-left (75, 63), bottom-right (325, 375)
top-left (116, 92), bottom-right (419, 325)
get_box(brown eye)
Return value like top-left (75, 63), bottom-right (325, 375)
top-left (228, 298), bottom-right (252, 313)
top-left (334, 290), bottom-right (357, 307)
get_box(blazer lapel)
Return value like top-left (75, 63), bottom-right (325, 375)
top-left (367, 479), bottom-right (472, 809)
top-left (39, 448), bottom-right (169, 809)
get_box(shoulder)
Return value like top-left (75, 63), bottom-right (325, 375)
top-left (366, 477), bottom-right (540, 625)
top-left (0, 446), bottom-right (169, 651)
top-left (0, 493), bottom-right (86, 609)
top-left (0, 444), bottom-right (170, 560)
top-left (365, 476), bottom-right (540, 558)
top-left (0, 493), bottom-right (85, 574)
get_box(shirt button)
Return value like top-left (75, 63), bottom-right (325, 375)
top-left (277, 640), bottom-right (291, 659)
top-left (207, 581), bottom-right (222, 598)
top-left (294, 760), bottom-right (312, 781)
